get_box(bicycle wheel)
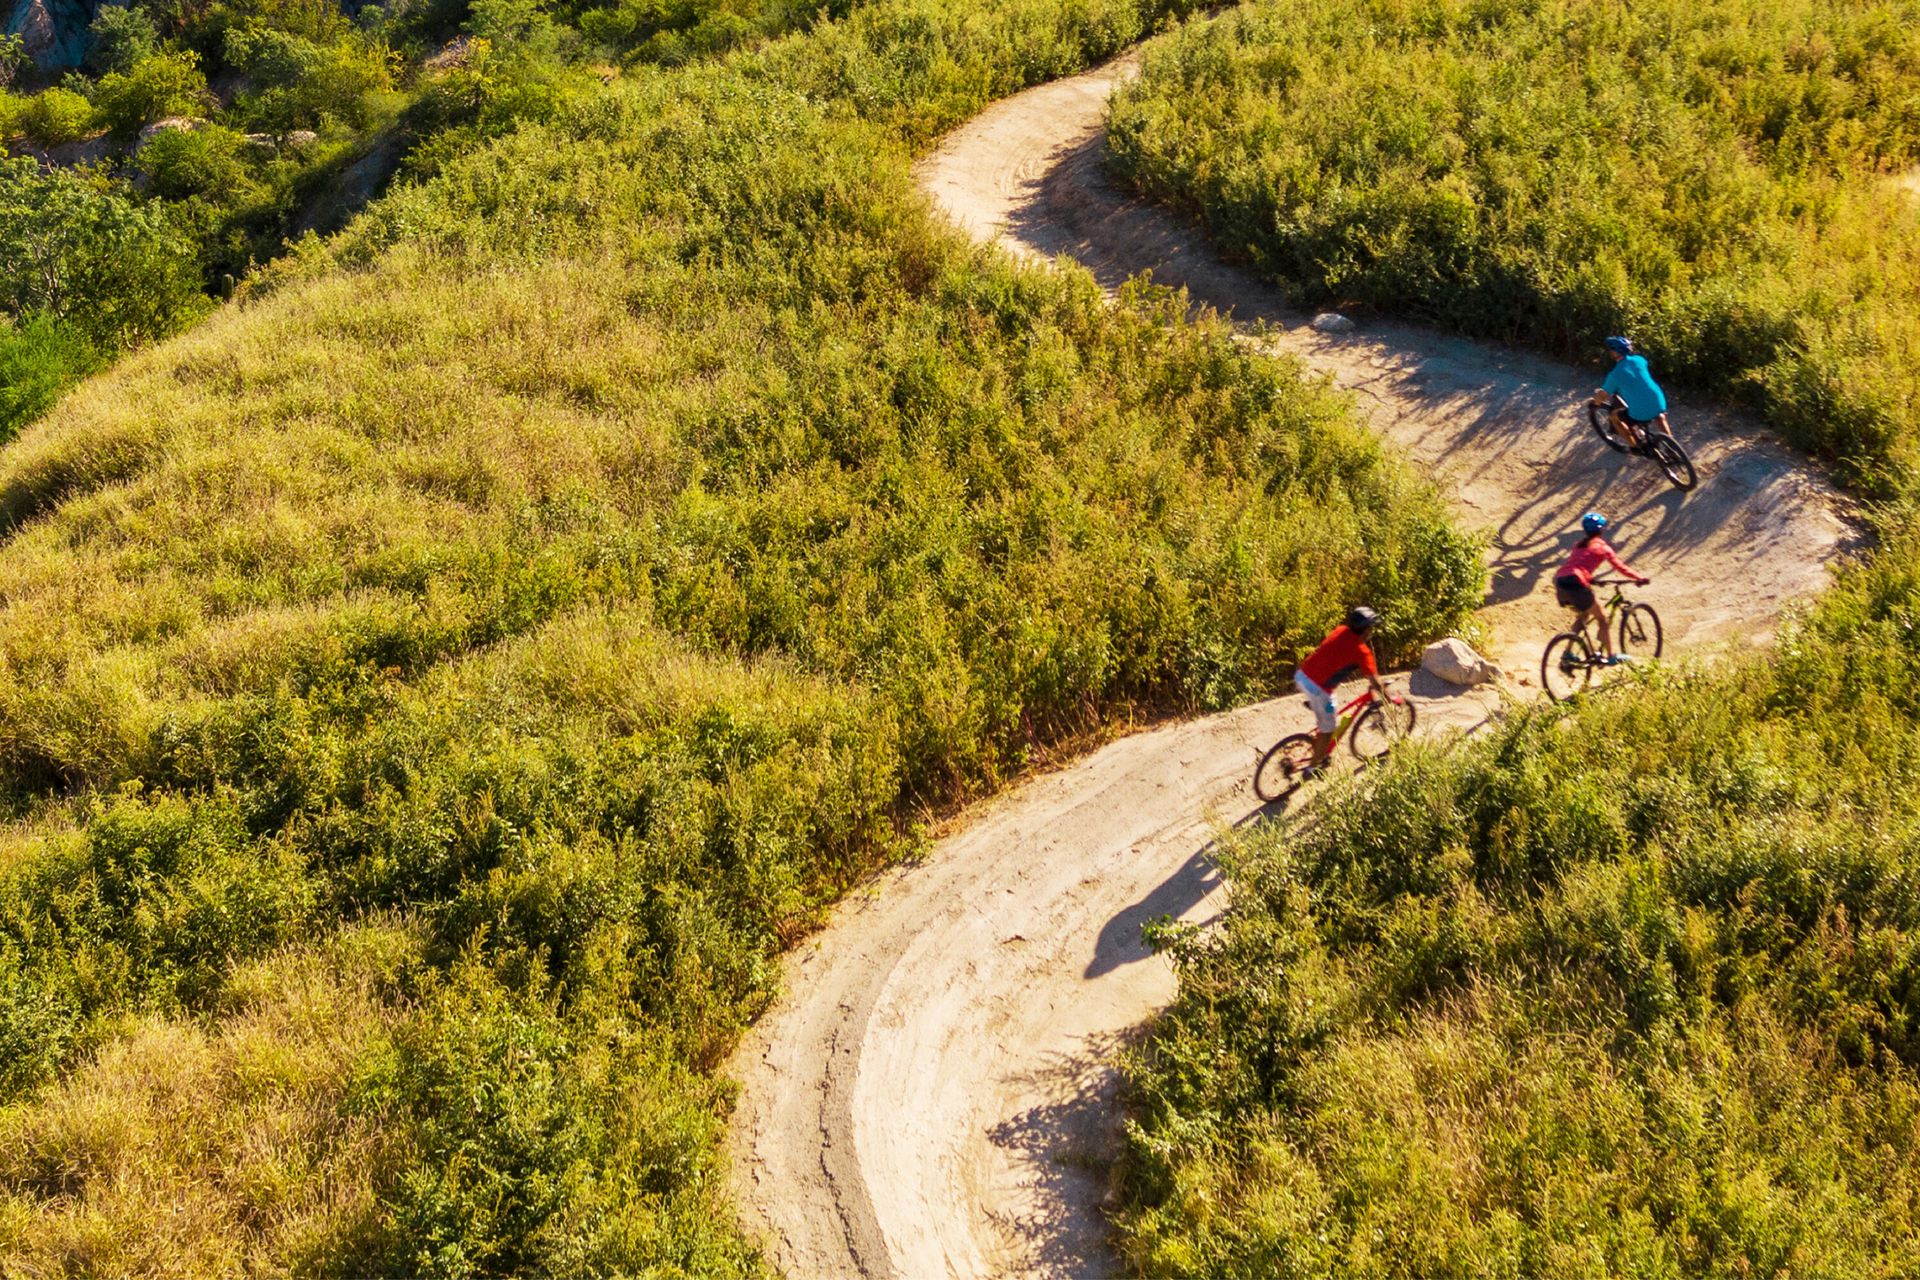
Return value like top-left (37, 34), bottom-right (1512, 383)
top-left (1648, 435), bottom-right (1696, 490)
top-left (1253, 733), bottom-right (1317, 803)
top-left (1617, 601), bottom-right (1663, 661)
top-left (1541, 631), bottom-right (1595, 702)
top-left (1587, 403), bottom-right (1631, 453)
top-left (1349, 697), bottom-right (1418, 761)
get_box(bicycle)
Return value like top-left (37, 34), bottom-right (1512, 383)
top-left (1253, 685), bottom-right (1418, 803)
top-left (1587, 396), bottom-right (1696, 490)
top-left (1540, 577), bottom-right (1663, 702)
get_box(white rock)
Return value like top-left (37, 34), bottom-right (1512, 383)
top-left (1422, 637), bottom-right (1498, 687)
top-left (135, 116), bottom-right (205, 148)
top-left (1310, 311), bottom-right (1356, 333)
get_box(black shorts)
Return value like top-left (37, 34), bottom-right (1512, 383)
top-left (1554, 574), bottom-right (1595, 611)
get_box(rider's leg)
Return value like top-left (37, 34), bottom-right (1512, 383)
top-left (1611, 407), bottom-right (1644, 448)
top-left (1294, 670), bottom-right (1339, 770)
top-left (1309, 729), bottom-right (1335, 769)
top-left (1653, 412), bottom-right (1674, 439)
top-left (1583, 601), bottom-right (1615, 657)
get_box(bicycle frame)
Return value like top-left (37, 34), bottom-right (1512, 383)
top-left (1325, 688), bottom-right (1378, 744)
top-left (1569, 580), bottom-right (1630, 648)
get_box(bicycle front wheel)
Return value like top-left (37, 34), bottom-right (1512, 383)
top-left (1350, 698), bottom-right (1418, 761)
top-left (1649, 435), bottom-right (1696, 490)
top-left (1587, 403), bottom-right (1631, 453)
top-left (1617, 602), bottom-right (1663, 661)
top-left (1254, 733), bottom-right (1316, 803)
top-left (1541, 631), bottom-right (1595, 702)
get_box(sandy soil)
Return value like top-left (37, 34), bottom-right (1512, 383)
top-left (727, 52), bottom-right (1859, 1279)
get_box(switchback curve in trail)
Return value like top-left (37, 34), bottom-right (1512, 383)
top-left (727, 52), bottom-right (1857, 1278)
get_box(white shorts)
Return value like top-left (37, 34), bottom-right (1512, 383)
top-left (1294, 670), bottom-right (1337, 735)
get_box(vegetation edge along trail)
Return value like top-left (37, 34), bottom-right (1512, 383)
top-left (724, 40), bottom-right (1856, 1278)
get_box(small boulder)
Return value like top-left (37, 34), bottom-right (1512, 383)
top-left (1310, 311), bottom-right (1356, 334)
top-left (135, 116), bottom-right (206, 149)
top-left (1421, 637), bottom-right (1498, 688)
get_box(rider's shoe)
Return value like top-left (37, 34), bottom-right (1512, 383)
top-left (1600, 654), bottom-right (1626, 667)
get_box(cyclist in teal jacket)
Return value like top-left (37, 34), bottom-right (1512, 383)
top-left (1589, 336), bottom-right (1672, 447)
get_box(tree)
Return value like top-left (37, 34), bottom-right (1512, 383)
top-left (0, 157), bottom-right (206, 349)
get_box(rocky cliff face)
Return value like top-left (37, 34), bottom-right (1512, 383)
top-left (6, 0), bottom-right (97, 69)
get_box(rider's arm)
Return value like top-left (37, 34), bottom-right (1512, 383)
top-left (1361, 644), bottom-right (1395, 701)
top-left (1606, 547), bottom-right (1650, 585)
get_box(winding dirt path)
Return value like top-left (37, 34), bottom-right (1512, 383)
top-left (726, 53), bottom-right (1857, 1278)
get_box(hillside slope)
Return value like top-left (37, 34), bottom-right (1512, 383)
top-left (0, 2), bottom-right (1486, 1272)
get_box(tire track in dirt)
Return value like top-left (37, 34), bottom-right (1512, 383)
top-left (726, 52), bottom-right (1858, 1279)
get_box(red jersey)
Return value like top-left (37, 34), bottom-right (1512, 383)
top-left (1557, 536), bottom-right (1638, 585)
top-left (1299, 624), bottom-right (1378, 688)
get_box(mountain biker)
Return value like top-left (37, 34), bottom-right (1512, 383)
top-left (1554, 512), bottom-right (1649, 665)
top-left (1589, 336), bottom-right (1672, 448)
top-left (1293, 606), bottom-right (1398, 775)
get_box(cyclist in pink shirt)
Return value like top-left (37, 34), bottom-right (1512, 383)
top-left (1553, 512), bottom-right (1648, 664)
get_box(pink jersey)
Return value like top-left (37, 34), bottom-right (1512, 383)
top-left (1557, 536), bottom-right (1637, 585)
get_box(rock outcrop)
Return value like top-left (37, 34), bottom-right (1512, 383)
top-left (5, 0), bottom-right (94, 69)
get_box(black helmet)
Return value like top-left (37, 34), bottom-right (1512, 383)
top-left (1346, 605), bottom-right (1380, 633)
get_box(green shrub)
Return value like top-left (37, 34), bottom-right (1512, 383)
top-left (91, 48), bottom-right (212, 138)
top-left (86, 3), bottom-right (162, 73)
top-left (135, 121), bottom-right (255, 199)
top-left (0, 313), bottom-right (99, 443)
top-left (224, 23), bottom-right (392, 130)
top-left (15, 87), bottom-right (98, 146)
top-left (1112, 0), bottom-right (1920, 496)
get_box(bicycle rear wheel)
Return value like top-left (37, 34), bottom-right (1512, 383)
top-left (1349, 698), bottom-right (1417, 761)
top-left (1254, 733), bottom-right (1316, 802)
top-left (1648, 434), bottom-right (1696, 490)
top-left (1587, 403), bottom-right (1632, 453)
top-left (1541, 631), bottom-right (1595, 702)
top-left (1617, 601), bottom-right (1663, 660)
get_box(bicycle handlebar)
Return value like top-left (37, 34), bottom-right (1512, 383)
top-left (1589, 577), bottom-right (1647, 586)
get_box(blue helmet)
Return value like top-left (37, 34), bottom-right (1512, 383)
top-left (1603, 336), bottom-right (1635, 356)
top-left (1581, 511), bottom-right (1609, 536)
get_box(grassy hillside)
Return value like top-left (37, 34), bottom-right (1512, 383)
top-left (0, 0), bottom-right (1484, 1271)
top-left (1117, 544), bottom-right (1920, 1276)
top-left (1109, 0), bottom-right (1920, 495)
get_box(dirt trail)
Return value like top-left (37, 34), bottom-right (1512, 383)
top-left (727, 53), bottom-right (1857, 1279)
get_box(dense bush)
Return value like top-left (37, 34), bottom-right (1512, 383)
top-left (0, 315), bottom-right (99, 445)
top-left (91, 48), bottom-right (213, 138)
top-left (1111, 0), bottom-right (1920, 495)
top-left (0, 0), bottom-right (1479, 1268)
top-left (1118, 537), bottom-right (1920, 1275)
top-left (134, 122), bottom-right (256, 199)
top-left (14, 86), bottom-right (97, 145)
top-left (86, 3), bottom-right (162, 74)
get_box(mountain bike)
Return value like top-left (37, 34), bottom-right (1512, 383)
top-left (1253, 686), bottom-right (1418, 803)
top-left (1588, 397), bottom-right (1696, 490)
top-left (1540, 577), bottom-right (1663, 702)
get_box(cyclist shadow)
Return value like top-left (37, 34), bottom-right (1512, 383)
top-left (1083, 843), bottom-right (1226, 979)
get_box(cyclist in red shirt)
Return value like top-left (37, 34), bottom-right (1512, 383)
top-left (1554, 512), bottom-right (1648, 664)
top-left (1294, 606), bottom-right (1397, 774)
